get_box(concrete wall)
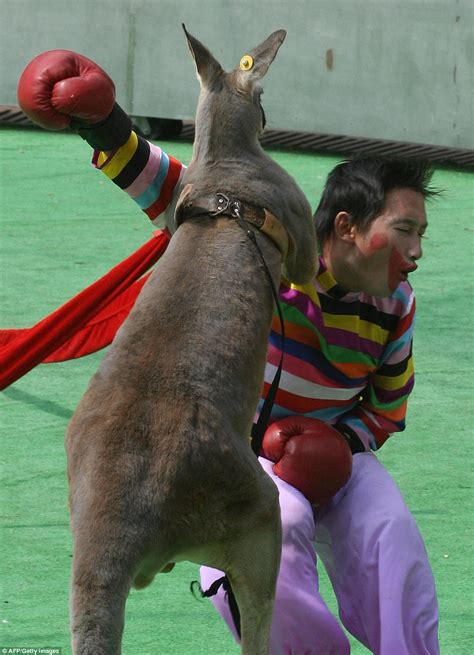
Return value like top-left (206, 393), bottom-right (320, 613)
top-left (1, 0), bottom-right (472, 149)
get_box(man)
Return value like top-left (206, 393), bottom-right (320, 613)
top-left (18, 51), bottom-right (439, 653)
top-left (201, 159), bottom-right (439, 654)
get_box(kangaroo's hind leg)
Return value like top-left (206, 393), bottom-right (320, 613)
top-left (69, 519), bottom-right (136, 655)
top-left (226, 487), bottom-right (282, 655)
top-left (68, 480), bottom-right (152, 655)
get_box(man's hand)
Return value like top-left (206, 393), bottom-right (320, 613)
top-left (17, 49), bottom-right (131, 150)
top-left (262, 416), bottom-right (352, 505)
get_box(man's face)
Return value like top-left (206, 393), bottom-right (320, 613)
top-left (353, 188), bottom-right (427, 296)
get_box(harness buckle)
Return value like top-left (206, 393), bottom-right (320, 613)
top-left (210, 193), bottom-right (242, 218)
top-left (230, 201), bottom-right (242, 218)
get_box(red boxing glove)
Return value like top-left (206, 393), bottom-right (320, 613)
top-left (17, 50), bottom-right (131, 151)
top-left (17, 49), bottom-right (115, 130)
top-left (262, 417), bottom-right (352, 505)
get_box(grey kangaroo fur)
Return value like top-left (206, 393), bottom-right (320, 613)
top-left (66, 26), bottom-right (318, 654)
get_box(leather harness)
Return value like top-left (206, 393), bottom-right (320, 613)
top-left (175, 189), bottom-right (290, 261)
top-left (178, 188), bottom-right (289, 634)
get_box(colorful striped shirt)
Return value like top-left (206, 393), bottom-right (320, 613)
top-left (95, 132), bottom-right (416, 451)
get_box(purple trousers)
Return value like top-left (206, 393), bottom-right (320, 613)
top-left (200, 454), bottom-right (439, 654)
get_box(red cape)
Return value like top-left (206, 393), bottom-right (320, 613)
top-left (0, 231), bottom-right (169, 390)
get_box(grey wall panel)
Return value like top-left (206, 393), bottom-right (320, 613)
top-left (1, 0), bottom-right (472, 149)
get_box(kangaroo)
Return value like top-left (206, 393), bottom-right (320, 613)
top-left (66, 26), bottom-right (318, 654)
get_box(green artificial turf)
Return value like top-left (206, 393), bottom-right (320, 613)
top-left (1, 126), bottom-right (473, 653)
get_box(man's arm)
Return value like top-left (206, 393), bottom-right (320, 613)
top-left (336, 291), bottom-right (416, 451)
top-left (17, 49), bottom-right (186, 231)
top-left (93, 132), bottom-right (186, 231)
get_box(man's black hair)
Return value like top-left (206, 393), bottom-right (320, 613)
top-left (314, 158), bottom-right (438, 245)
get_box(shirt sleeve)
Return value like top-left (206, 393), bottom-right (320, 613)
top-left (92, 131), bottom-right (186, 230)
top-left (336, 292), bottom-right (416, 451)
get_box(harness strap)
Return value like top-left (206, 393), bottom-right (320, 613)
top-left (191, 576), bottom-right (242, 638)
top-left (243, 226), bottom-right (286, 456)
top-left (175, 189), bottom-right (290, 260)
top-left (183, 192), bottom-right (287, 636)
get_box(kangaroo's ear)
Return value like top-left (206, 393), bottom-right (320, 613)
top-left (235, 29), bottom-right (287, 84)
top-left (182, 24), bottom-right (223, 87)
